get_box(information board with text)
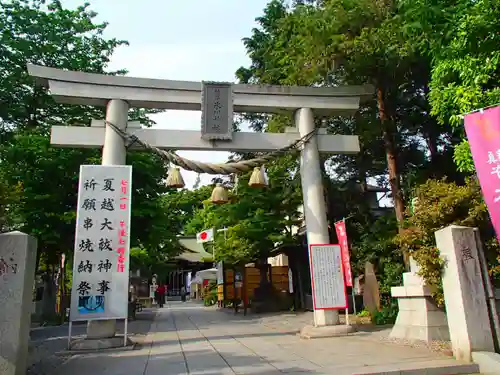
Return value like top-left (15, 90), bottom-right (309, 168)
top-left (309, 244), bottom-right (347, 310)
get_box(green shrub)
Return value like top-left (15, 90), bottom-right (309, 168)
top-left (371, 297), bottom-right (399, 325)
top-left (203, 282), bottom-right (218, 306)
top-left (396, 178), bottom-right (499, 305)
top-left (357, 309), bottom-right (371, 318)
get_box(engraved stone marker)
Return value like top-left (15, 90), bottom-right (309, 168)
top-left (0, 232), bottom-right (38, 375)
top-left (435, 225), bottom-right (494, 362)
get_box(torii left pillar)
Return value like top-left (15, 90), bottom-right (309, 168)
top-left (86, 99), bottom-right (129, 340)
top-left (296, 108), bottom-right (338, 327)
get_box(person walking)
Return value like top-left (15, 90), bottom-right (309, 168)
top-left (181, 285), bottom-right (186, 302)
top-left (156, 284), bottom-right (166, 308)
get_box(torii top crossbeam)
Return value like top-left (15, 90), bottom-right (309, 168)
top-left (27, 64), bottom-right (372, 116)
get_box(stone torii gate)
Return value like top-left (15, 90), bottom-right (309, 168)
top-left (27, 64), bottom-right (372, 340)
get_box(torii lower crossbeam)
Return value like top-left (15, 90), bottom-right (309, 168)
top-left (51, 125), bottom-right (360, 154)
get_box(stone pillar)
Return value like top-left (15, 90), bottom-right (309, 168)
top-left (435, 225), bottom-right (495, 362)
top-left (86, 99), bottom-right (129, 340)
top-left (0, 232), bottom-right (38, 375)
top-left (296, 108), bottom-right (339, 327)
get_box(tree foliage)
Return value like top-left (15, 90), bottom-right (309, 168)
top-left (399, 0), bottom-right (500, 171)
top-left (0, 0), bottom-right (180, 270)
top-left (396, 178), bottom-right (500, 303)
top-left (230, 0), bottom-right (500, 294)
top-left (233, 0), bottom-right (459, 282)
top-left (184, 156), bottom-right (302, 266)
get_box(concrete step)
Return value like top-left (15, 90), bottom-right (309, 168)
top-left (330, 359), bottom-right (479, 375)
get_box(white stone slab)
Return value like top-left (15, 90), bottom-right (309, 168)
top-left (70, 165), bottom-right (132, 322)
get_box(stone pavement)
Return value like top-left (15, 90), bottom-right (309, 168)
top-left (27, 309), bottom-right (156, 375)
top-left (52, 301), bottom-right (480, 375)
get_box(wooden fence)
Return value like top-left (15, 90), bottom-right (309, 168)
top-left (217, 266), bottom-right (289, 303)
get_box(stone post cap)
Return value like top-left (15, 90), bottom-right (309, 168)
top-left (0, 231), bottom-right (29, 236)
top-left (435, 225), bottom-right (477, 234)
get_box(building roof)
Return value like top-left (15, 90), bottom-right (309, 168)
top-left (175, 237), bottom-right (213, 263)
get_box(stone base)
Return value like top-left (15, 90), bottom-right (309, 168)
top-left (472, 351), bottom-right (500, 374)
top-left (87, 319), bottom-right (117, 339)
top-left (390, 272), bottom-right (450, 342)
top-left (314, 309), bottom-right (340, 326)
top-left (299, 324), bottom-right (356, 339)
top-left (390, 321), bottom-right (450, 342)
top-left (70, 336), bottom-right (134, 351)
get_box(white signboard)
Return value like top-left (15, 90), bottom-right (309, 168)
top-left (70, 165), bottom-right (132, 322)
top-left (216, 261), bottom-right (224, 285)
top-left (186, 273), bottom-right (191, 292)
top-left (309, 244), bottom-right (347, 310)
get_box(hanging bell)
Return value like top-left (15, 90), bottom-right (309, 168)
top-left (165, 167), bottom-right (185, 188)
top-left (210, 183), bottom-right (229, 204)
top-left (248, 167), bottom-right (268, 188)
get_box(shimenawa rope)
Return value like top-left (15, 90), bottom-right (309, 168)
top-left (105, 121), bottom-right (317, 175)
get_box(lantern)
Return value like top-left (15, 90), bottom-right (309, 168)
top-left (248, 167), bottom-right (268, 188)
top-left (165, 167), bottom-right (185, 188)
top-left (210, 183), bottom-right (229, 204)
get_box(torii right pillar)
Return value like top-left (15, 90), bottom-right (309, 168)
top-left (296, 108), bottom-right (355, 337)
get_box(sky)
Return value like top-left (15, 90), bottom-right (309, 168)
top-left (61, 0), bottom-right (270, 188)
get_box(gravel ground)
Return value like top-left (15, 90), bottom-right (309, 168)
top-left (26, 310), bottom-right (156, 375)
top-left (372, 330), bottom-right (453, 356)
top-left (246, 310), bottom-right (454, 357)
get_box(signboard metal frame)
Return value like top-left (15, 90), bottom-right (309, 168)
top-left (308, 244), bottom-right (348, 310)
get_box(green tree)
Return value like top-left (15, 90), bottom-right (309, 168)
top-left (236, 0), bottom-right (462, 273)
top-left (396, 178), bottom-right (500, 304)
top-left (399, 0), bottom-right (500, 172)
top-left (184, 157), bottom-right (302, 280)
top-left (0, 0), bottom-right (179, 270)
top-left (0, 170), bottom-right (22, 233)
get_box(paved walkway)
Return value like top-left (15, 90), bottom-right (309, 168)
top-left (55, 302), bottom-right (479, 375)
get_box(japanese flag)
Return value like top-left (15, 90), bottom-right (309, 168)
top-left (196, 228), bottom-right (214, 243)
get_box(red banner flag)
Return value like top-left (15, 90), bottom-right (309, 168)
top-left (464, 106), bottom-right (500, 241)
top-left (334, 220), bottom-right (353, 287)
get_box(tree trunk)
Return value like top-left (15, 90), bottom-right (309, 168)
top-left (377, 86), bottom-right (409, 269)
top-left (256, 257), bottom-right (269, 287)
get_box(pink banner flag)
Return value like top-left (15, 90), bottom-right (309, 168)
top-left (334, 220), bottom-right (353, 287)
top-left (464, 106), bottom-right (500, 241)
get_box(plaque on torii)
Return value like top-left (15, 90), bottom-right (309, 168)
top-left (201, 81), bottom-right (233, 141)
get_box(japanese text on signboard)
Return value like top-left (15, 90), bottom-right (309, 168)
top-left (70, 165), bottom-right (132, 321)
top-left (309, 244), bottom-right (347, 310)
top-left (464, 107), bottom-right (500, 242)
top-left (334, 221), bottom-right (353, 287)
